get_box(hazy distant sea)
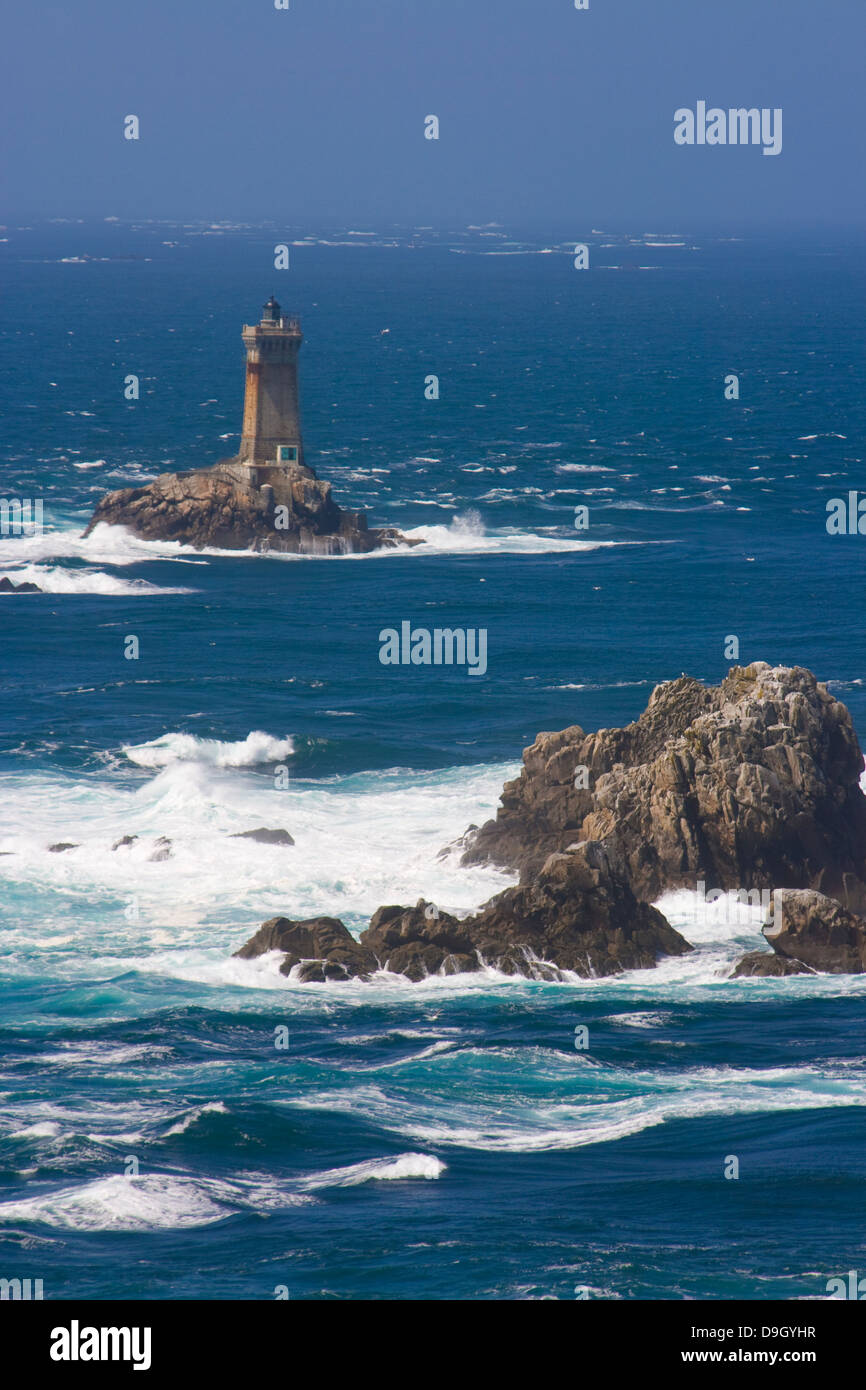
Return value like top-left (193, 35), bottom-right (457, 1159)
top-left (1, 223), bottom-right (865, 1299)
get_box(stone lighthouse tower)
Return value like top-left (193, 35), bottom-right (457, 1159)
top-left (238, 296), bottom-right (304, 468)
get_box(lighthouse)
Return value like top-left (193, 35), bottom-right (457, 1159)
top-left (238, 296), bottom-right (304, 467)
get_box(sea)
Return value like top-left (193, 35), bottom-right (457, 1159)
top-left (0, 222), bottom-right (865, 1301)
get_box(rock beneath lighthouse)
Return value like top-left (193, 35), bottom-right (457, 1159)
top-left (84, 298), bottom-right (419, 555)
top-left (83, 460), bottom-right (416, 555)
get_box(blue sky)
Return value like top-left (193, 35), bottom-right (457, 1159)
top-left (2, 0), bottom-right (863, 226)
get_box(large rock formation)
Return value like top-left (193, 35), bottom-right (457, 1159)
top-left (462, 663), bottom-right (866, 913)
top-left (234, 661), bottom-right (866, 984)
top-left (233, 839), bottom-right (692, 983)
top-left (83, 459), bottom-right (415, 555)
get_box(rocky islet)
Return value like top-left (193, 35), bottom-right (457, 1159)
top-left (235, 662), bottom-right (866, 983)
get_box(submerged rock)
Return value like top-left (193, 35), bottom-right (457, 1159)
top-left (83, 460), bottom-right (417, 556)
top-left (730, 951), bottom-right (813, 978)
top-left (149, 836), bottom-right (173, 863)
top-left (230, 827), bottom-right (295, 846)
top-left (48, 842), bottom-right (78, 853)
top-left (436, 824), bottom-right (479, 861)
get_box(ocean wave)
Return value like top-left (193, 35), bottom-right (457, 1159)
top-left (0, 564), bottom-right (192, 596)
top-left (594, 499), bottom-right (725, 513)
top-left (0, 516), bottom-right (634, 567)
top-left (288, 1053), bottom-right (866, 1153)
top-left (397, 519), bottom-right (631, 555)
top-left (0, 522), bottom-right (210, 567)
top-left (122, 731), bottom-right (295, 769)
top-left (38, 1042), bottom-right (171, 1068)
top-left (164, 1102), bottom-right (229, 1136)
top-left (9, 1121), bottom-right (62, 1140)
top-left (299, 1153), bottom-right (446, 1188)
top-left (602, 1011), bottom-right (672, 1029)
top-left (546, 679), bottom-right (654, 692)
top-left (0, 1172), bottom-right (312, 1232)
top-left (555, 464), bottom-right (616, 474)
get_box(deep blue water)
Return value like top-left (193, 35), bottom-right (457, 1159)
top-left (0, 224), bottom-right (865, 1300)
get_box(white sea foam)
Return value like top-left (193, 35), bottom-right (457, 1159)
top-left (396, 518), bottom-right (629, 555)
top-left (0, 1172), bottom-right (311, 1232)
top-left (555, 464), bottom-right (615, 474)
top-left (164, 1102), bottom-right (228, 1136)
top-left (288, 1053), bottom-right (866, 1153)
top-left (40, 1042), bottom-right (169, 1068)
top-left (0, 757), bottom-right (517, 979)
top-left (0, 522), bottom-right (208, 568)
top-left (547, 679), bottom-right (653, 692)
top-left (0, 1174), bottom-right (231, 1230)
top-left (299, 1153), bottom-right (446, 1187)
top-left (0, 515), bottom-right (635, 567)
top-left (123, 731), bottom-right (295, 769)
top-left (10, 1122), bottom-right (62, 1140)
top-left (0, 564), bottom-right (191, 596)
top-left (603, 1011), bottom-right (672, 1029)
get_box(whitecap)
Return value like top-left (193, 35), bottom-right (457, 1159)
top-left (299, 1152), bottom-right (446, 1188)
top-left (0, 1174), bottom-right (234, 1231)
top-left (0, 565), bottom-right (192, 596)
top-left (123, 731), bottom-right (295, 769)
top-left (164, 1102), bottom-right (228, 1137)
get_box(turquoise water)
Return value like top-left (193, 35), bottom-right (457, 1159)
top-left (1, 224), bottom-right (865, 1299)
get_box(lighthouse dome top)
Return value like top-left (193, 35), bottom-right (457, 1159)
top-left (262, 295), bottom-right (281, 323)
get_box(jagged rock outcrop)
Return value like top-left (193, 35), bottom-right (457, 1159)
top-left (462, 663), bottom-right (866, 914)
top-left (83, 460), bottom-right (416, 555)
top-left (0, 577), bottom-right (41, 593)
top-left (234, 662), bottom-right (866, 984)
top-left (463, 839), bottom-right (691, 978)
top-left (234, 840), bottom-right (691, 983)
top-left (732, 888), bottom-right (866, 976)
top-left (361, 901), bottom-right (479, 981)
top-left (234, 916), bottom-right (377, 982)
